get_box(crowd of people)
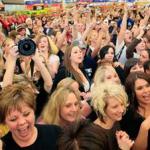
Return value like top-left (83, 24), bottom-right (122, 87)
top-left (0, 2), bottom-right (150, 150)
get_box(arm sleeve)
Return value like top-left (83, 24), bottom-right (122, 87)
top-left (126, 38), bottom-right (141, 59)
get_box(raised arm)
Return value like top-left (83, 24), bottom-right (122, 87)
top-left (117, 5), bottom-right (128, 45)
top-left (141, 8), bottom-right (150, 27)
top-left (132, 116), bottom-right (150, 150)
top-left (126, 26), bottom-right (145, 59)
top-left (82, 21), bottom-right (96, 43)
top-left (2, 46), bottom-right (18, 87)
top-left (32, 51), bottom-right (53, 93)
top-left (56, 23), bottom-right (68, 50)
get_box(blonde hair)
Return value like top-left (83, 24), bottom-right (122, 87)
top-left (41, 87), bottom-right (81, 126)
top-left (87, 30), bottom-right (98, 45)
top-left (91, 83), bottom-right (128, 121)
top-left (1, 38), bottom-right (14, 48)
top-left (93, 65), bottom-right (120, 86)
top-left (57, 77), bottom-right (77, 89)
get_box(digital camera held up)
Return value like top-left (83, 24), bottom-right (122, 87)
top-left (18, 38), bottom-right (36, 56)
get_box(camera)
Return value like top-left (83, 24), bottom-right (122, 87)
top-left (18, 38), bottom-right (36, 56)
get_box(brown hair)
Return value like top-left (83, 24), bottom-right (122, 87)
top-left (125, 71), bottom-right (150, 110)
top-left (64, 45), bottom-right (83, 85)
top-left (58, 120), bottom-right (103, 150)
top-left (0, 83), bottom-right (36, 124)
top-left (36, 34), bottom-right (51, 55)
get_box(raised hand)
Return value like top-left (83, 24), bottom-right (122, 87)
top-left (8, 45), bottom-right (19, 61)
top-left (141, 115), bottom-right (150, 131)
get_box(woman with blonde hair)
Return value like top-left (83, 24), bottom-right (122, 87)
top-left (93, 64), bottom-right (121, 87)
top-left (56, 77), bottom-right (79, 92)
top-left (56, 77), bottom-right (92, 118)
top-left (39, 86), bottom-right (81, 127)
top-left (91, 83), bottom-right (134, 150)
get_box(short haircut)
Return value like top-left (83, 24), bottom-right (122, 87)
top-left (91, 83), bottom-right (128, 122)
top-left (99, 45), bottom-right (116, 61)
top-left (0, 83), bottom-right (36, 124)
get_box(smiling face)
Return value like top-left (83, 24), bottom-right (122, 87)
top-left (60, 92), bottom-right (80, 125)
top-left (104, 47), bottom-right (114, 62)
top-left (136, 39), bottom-right (146, 53)
top-left (105, 96), bottom-right (125, 123)
top-left (5, 103), bottom-right (35, 143)
top-left (134, 78), bottom-right (150, 106)
top-left (70, 46), bottom-right (83, 65)
top-left (37, 36), bottom-right (49, 52)
top-left (130, 63), bottom-right (144, 73)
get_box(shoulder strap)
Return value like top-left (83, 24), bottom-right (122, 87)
top-left (116, 44), bottom-right (125, 60)
top-left (30, 60), bottom-right (34, 79)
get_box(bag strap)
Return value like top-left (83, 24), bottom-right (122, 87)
top-left (116, 44), bottom-right (125, 60)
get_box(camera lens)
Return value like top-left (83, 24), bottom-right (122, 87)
top-left (18, 38), bottom-right (36, 56)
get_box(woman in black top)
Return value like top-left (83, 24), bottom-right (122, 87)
top-left (0, 84), bottom-right (61, 150)
top-left (98, 45), bottom-right (125, 84)
top-left (52, 44), bottom-right (90, 93)
top-left (121, 72), bottom-right (150, 150)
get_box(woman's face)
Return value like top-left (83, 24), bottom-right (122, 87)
top-left (104, 48), bottom-right (114, 62)
top-left (5, 103), bottom-right (35, 143)
top-left (139, 50), bottom-right (149, 65)
top-left (70, 46), bottom-right (83, 65)
top-left (90, 31), bottom-right (98, 42)
top-left (77, 23), bottom-right (85, 33)
top-left (135, 39), bottom-right (146, 53)
top-left (143, 37), bottom-right (150, 49)
top-left (135, 78), bottom-right (150, 105)
top-left (60, 92), bottom-right (80, 124)
top-left (104, 68), bottom-right (120, 84)
top-left (105, 97), bottom-right (125, 122)
top-left (130, 63), bottom-right (144, 73)
top-left (38, 37), bottom-right (49, 52)
top-left (124, 30), bottom-right (133, 43)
